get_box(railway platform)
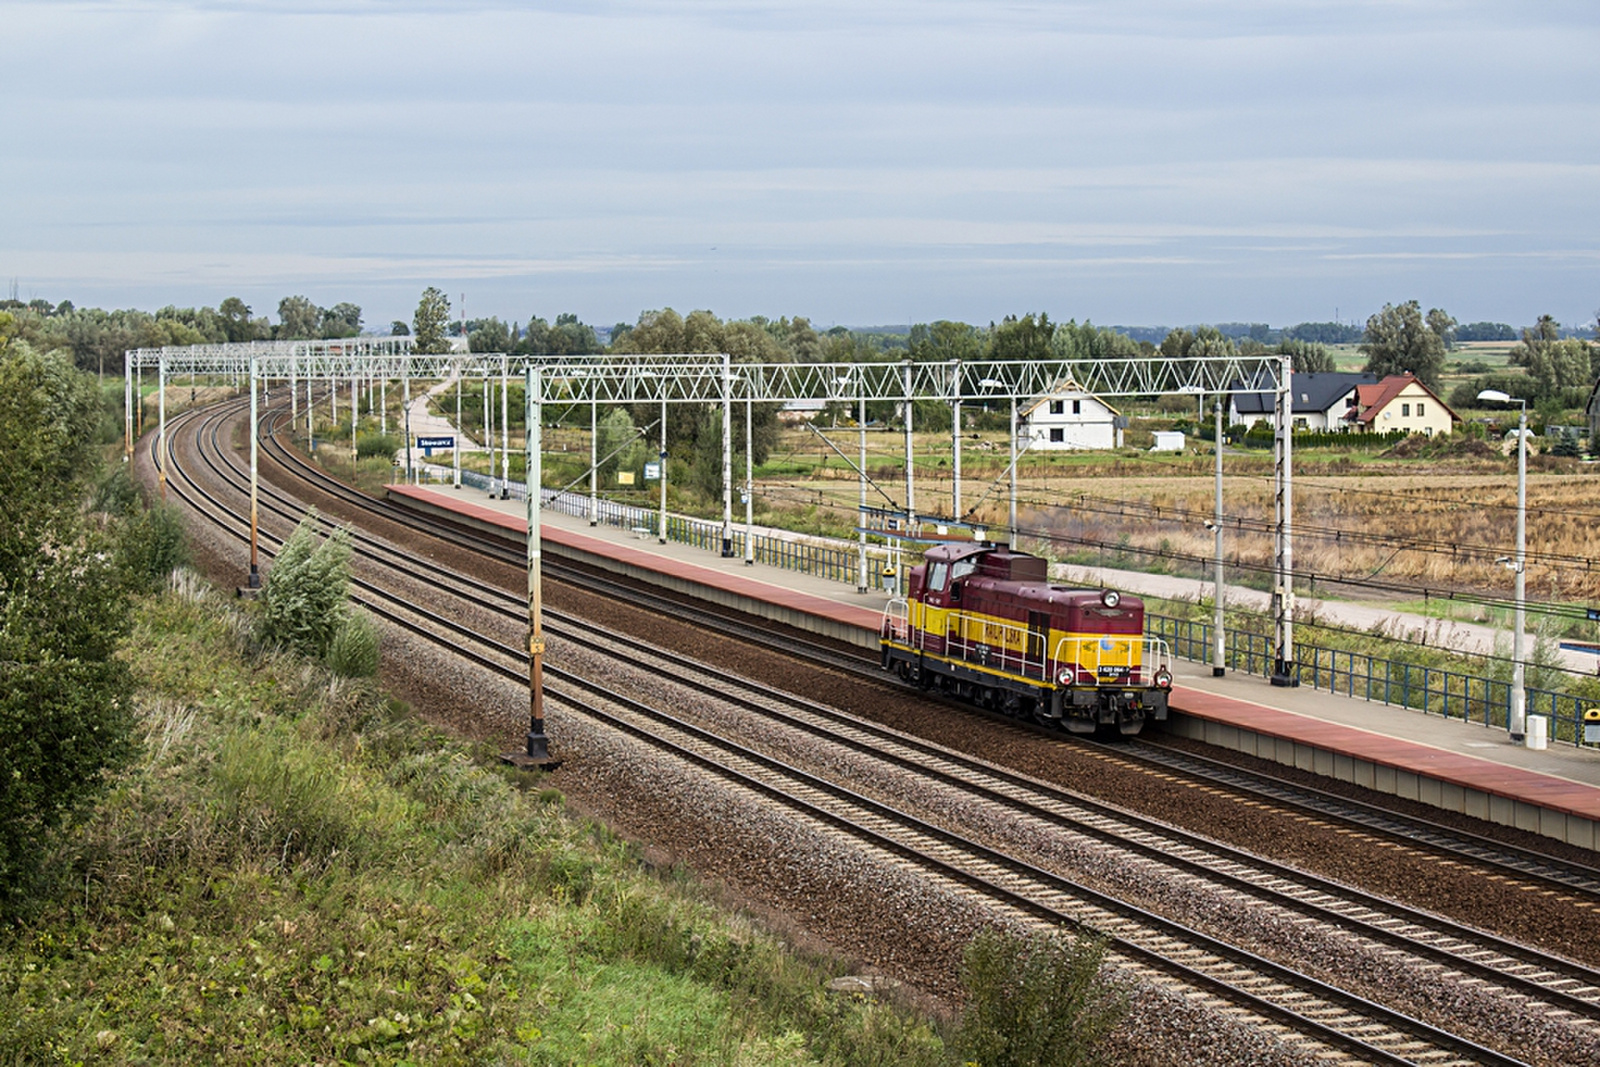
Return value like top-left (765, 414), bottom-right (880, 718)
top-left (388, 482), bottom-right (1600, 851)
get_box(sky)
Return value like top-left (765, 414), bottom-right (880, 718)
top-left (3, 1), bottom-right (1597, 333)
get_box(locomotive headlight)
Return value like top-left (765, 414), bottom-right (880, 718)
top-left (1057, 667), bottom-right (1074, 686)
top-left (1100, 589), bottom-right (1121, 608)
top-left (1154, 667), bottom-right (1173, 689)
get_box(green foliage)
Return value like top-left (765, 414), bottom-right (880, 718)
top-left (1280, 338), bottom-right (1335, 373)
top-left (412, 287), bottom-right (452, 354)
top-left (258, 514), bottom-right (352, 660)
top-left (956, 926), bottom-right (1123, 1067)
top-left (0, 581), bottom-right (949, 1065)
top-left (0, 343), bottom-right (138, 917)
top-left (119, 502), bottom-right (191, 590)
top-left (326, 609), bottom-right (381, 678)
top-left (1360, 300), bottom-right (1448, 389)
top-left (355, 432), bottom-right (400, 459)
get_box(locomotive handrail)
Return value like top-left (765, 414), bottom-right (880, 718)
top-left (880, 598), bottom-right (910, 642)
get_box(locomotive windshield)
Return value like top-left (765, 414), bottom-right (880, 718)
top-left (927, 561), bottom-right (949, 592)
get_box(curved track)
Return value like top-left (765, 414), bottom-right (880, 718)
top-left (148, 397), bottom-right (1600, 1066)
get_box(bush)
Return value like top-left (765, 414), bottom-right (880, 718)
top-left (355, 432), bottom-right (400, 460)
top-left (119, 502), bottom-right (190, 589)
top-left (956, 926), bottom-right (1124, 1067)
top-left (258, 513), bottom-right (352, 659)
top-left (326, 609), bottom-right (381, 677)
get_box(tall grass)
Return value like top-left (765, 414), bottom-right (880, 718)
top-left (0, 574), bottom-right (964, 1065)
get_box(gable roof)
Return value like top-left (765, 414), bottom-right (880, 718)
top-left (1230, 371), bottom-right (1377, 417)
top-left (1348, 374), bottom-right (1459, 426)
top-left (1018, 377), bottom-right (1120, 420)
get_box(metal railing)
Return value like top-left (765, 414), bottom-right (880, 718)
top-left (1148, 613), bottom-right (1593, 747)
top-left (883, 600), bottom-right (1171, 685)
top-left (438, 476), bottom-right (1595, 748)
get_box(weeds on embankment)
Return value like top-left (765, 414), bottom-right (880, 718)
top-left (0, 573), bottom-right (956, 1064)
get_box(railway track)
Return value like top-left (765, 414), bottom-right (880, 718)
top-left (245, 406), bottom-right (1600, 905)
top-left (145, 396), bottom-right (1600, 1064)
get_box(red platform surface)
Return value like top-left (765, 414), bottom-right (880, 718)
top-left (1170, 685), bottom-right (1600, 823)
top-left (390, 484), bottom-right (1600, 833)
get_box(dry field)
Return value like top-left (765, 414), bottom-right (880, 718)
top-left (762, 428), bottom-right (1600, 611)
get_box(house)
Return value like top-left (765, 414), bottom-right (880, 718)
top-left (1228, 372), bottom-right (1377, 431)
top-left (1016, 379), bottom-right (1124, 450)
top-left (1344, 375), bottom-right (1458, 437)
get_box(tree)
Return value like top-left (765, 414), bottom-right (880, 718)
top-left (469, 317), bottom-right (511, 353)
top-left (1426, 308), bottom-right (1457, 351)
top-left (412, 287), bottom-right (452, 354)
top-left (612, 308), bottom-right (685, 355)
top-left (1279, 338), bottom-right (1335, 374)
top-left (276, 295), bottom-right (323, 340)
top-left (219, 297), bottom-right (259, 343)
top-left (0, 342), bottom-right (137, 914)
top-left (909, 320), bottom-right (984, 364)
top-left (990, 313), bottom-right (1055, 362)
top-left (1456, 321), bottom-right (1516, 342)
top-left (1526, 338), bottom-right (1592, 396)
top-left (1508, 313), bottom-right (1562, 370)
top-left (390, 320), bottom-right (410, 336)
top-left (1359, 300), bottom-right (1447, 388)
top-left (322, 302), bottom-right (363, 339)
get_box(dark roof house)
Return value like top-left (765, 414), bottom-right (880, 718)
top-left (1228, 371), bottom-right (1377, 430)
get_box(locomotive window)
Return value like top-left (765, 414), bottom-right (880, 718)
top-left (951, 559), bottom-right (977, 582)
top-left (927, 561), bottom-right (949, 592)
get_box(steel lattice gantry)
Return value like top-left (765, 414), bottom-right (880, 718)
top-left (127, 340), bottom-right (1302, 766)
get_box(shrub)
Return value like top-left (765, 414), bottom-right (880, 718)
top-left (119, 502), bottom-right (191, 590)
top-left (955, 926), bottom-right (1124, 1067)
top-left (355, 432), bottom-right (400, 460)
top-left (326, 608), bottom-right (380, 677)
top-left (258, 513), bottom-right (352, 659)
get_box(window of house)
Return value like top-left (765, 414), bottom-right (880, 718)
top-left (1049, 428), bottom-right (1064, 443)
top-left (1402, 403), bottom-right (1410, 417)
top-left (1072, 399), bottom-right (1082, 414)
top-left (1417, 402), bottom-right (1425, 416)
top-left (1050, 400), bottom-right (1064, 414)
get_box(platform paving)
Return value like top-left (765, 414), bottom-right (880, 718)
top-left (390, 479), bottom-right (1600, 846)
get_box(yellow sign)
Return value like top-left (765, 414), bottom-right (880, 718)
top-left (617, 471), bottom-right (636, 486)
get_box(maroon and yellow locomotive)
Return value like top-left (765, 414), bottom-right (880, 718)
top-left (880, 542), bottom-right (1173, 736)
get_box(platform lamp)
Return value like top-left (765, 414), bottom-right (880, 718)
top-left (1477, 388), bottom-right (1527, 744)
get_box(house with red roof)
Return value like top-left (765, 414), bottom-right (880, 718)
top-left (1344, 374), bottom-right (1459, 437)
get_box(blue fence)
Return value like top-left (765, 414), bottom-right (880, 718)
top-left (537, 489), bottom-right (892, 591)
top-left (459, 476), bottom-right (1593, 747)
top-left (1148, 613), bottom-right (1592, 747)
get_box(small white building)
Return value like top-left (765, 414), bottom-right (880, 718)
top-left (1017, 380), bottom-right (1123, 450)
top-left (1150, 431), bottom-right (1185, 452)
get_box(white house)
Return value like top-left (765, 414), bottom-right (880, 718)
top-left (1017, 380), bottom-right (1123, 450)
top-left (1229, 372), bottom-right (1377, 431)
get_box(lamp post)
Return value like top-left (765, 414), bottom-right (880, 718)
top-left (1478, 389), bottom-right (1527, 743)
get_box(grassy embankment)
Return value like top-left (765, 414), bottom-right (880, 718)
top-left (0, 573), bottom-right (950, 1065)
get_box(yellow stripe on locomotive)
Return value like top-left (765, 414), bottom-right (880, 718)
top-left (881, 542), bottom-right (1173, 736)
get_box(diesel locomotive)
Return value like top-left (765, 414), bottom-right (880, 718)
top-left (880, 542), bottom-right (1173, 736)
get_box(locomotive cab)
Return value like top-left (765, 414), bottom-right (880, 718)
top-left (881, 543), bottom-right (1172, 736)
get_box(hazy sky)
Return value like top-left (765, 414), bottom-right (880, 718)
top-left (3, 1), bottom-right (1597, 332)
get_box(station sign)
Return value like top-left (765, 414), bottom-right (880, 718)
top-left (644, 462), bottom-right (661, 481)
top-left (416, 435), bottom-right (455, 455)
